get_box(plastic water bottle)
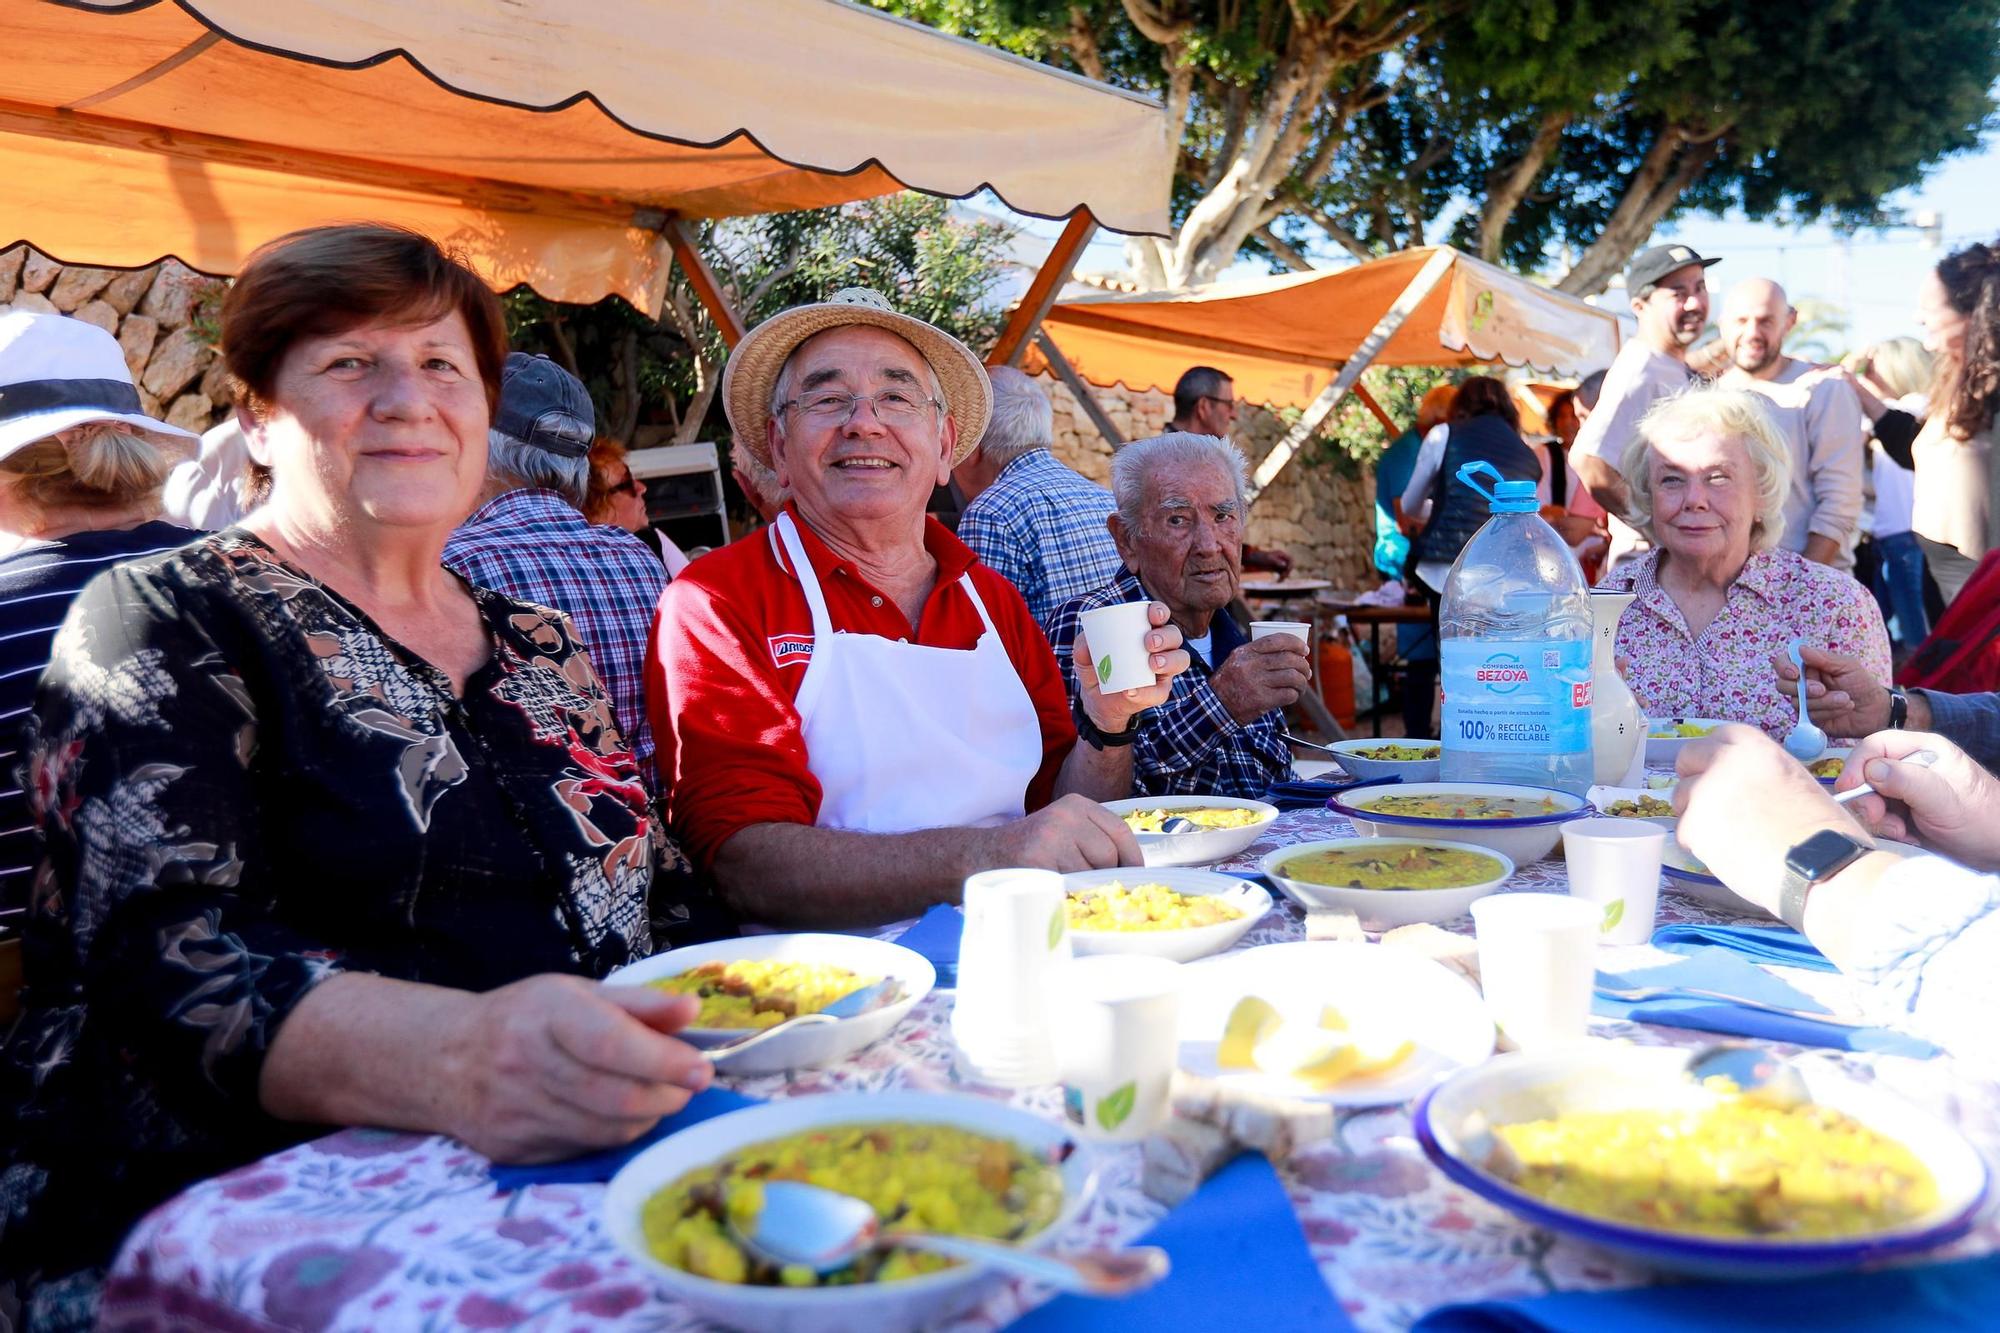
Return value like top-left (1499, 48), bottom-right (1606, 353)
top-left (1437, 461), bottom-right (1594, 795)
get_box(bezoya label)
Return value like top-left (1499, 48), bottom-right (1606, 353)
top-left (1440, 639), bottom-right (1592, 753)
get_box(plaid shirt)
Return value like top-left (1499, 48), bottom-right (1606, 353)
top-left (443, 488), bottom-right (668, 778)
top-left (1049, 568), bottom-right (1294, 799)
top-left (957, 449), bottom-right (1122, 629)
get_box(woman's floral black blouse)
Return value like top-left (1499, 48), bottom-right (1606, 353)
top-left (0, 530), bottom-right (707, 1325)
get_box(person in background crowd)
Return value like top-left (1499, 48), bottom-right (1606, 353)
top-left (0, 312), bottom-right (196, 912)
top-left (1910, 239), bottom-right (2000, 603)
top-left (1400, 376), bottom-right (1542, 597)
top-left (0, 225), bottom-right (711, 1328)
top-left (1776, 643), bottom-right (2000, 773)
top-left (1541, 381), bottom-right (1612, 582)
top-left (955, 365), bottom-right (1121, 629)
top-left (585, 437), bottom-right (692, 577)
top-left (732, 453), bottom-right (784, 528)
top-left (160, 418), bottom-right (255, 530)
top-left (1676, 723), bottom-right (2000, 1065)
top-left (1168, 365), bottom-right (1291, 576)
top-left (1602, 386), bottom-right (1890, 736)
top-left (1375, 384), bottom-right (1454, 737)
top-left (1827, 338), bottom-right (1936, 655)
top-left (650, 289), bottom-right (1190, 930)
top-left (1049, 433), bottom-right (1303, 799)
top-left (1571, 244), bottom-right (1718, 572)
top-left (442, 354), bottom-right (669, 779)
top-left (1716, 278), bottom-right (1865, 568)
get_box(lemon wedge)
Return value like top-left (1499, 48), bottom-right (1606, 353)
top-left (1219, 995), bottom-right (1282, 1068)
top-left (1247, 1023), bottom-right (1361, 1087)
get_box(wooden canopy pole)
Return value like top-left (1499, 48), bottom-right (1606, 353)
top-left (662, 217), bottom-right (747, 348)
top-left (1350, 381), bottom-right (1400, 439)
top-left (1247, 248), bottom-right (1456, 503)
top-left (1034, 330), bottom-right (1125, 448)
top-left (989, 210), bottom-right (1097, 368)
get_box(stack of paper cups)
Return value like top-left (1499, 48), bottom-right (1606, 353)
top-left (951, 868), bottom-right (1071, 1086)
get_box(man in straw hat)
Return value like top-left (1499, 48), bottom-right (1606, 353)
top-left (646, 289), bottom-right (1189, 928)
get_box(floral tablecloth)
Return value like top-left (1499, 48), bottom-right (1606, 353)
top-left (101, 808), bottom-right (2000, 1332)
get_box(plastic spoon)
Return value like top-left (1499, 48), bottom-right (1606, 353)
top-left (1832, 748), bottom-right (1940, 805)
top-left (729, 1180), bottom-right (1169, 1295)
top-left (1782, 638), bottom-right (1829, 760)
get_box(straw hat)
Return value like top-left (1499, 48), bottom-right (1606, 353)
top-left (0, 310), bottom-right (199, 463)
top-left (722, 288), bottom-right (992, 468)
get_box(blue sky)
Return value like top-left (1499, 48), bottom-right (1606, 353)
top-left (994, 123), bottom-right (1997, 362)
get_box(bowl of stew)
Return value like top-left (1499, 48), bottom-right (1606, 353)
top-left (1260, 837), bottom-right (1515, 927)
top-left (1327, 782), bottom-right (1591, 864)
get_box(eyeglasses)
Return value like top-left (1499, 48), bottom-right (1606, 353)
top-left (1200, 394), bottom-right (1238, 413)
top-left (780, 388), bottom-right (943, 425)
top-left (612, 473), bottom-right (644, 497)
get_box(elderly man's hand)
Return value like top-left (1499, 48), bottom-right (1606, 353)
top-left (1839, 731), bottom-right (2000, 871)
top-left (1210, 635), bottom-right (1311, 727)
top-left (1771, 645), bottom-right (1894, 736)
top-left (1672, 723), bottom-right (1869, 916)
top-left (984, 793), bottom-right (1140, 872)
top-left (1074, 602), bottom-right (1191, 734)
top-left (448, 975), bottom-right (713, 1163)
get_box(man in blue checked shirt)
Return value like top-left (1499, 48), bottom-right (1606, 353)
top-left (1049, 432), bottom-right (1305, 799)
top-left (444, 353), bottom-right (669, 781)
top-left (954, 365), bottom-right (1122, 630)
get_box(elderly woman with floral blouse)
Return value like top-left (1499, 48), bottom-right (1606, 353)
top-left (1602, 385), bottom-right (1891, 736)
top-left (0, 225), bottom-right (715, 1327)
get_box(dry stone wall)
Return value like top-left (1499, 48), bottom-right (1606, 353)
top-left (0, 247), bottom-right (233, 436)
top-left (1035, 373), bottom-right (1381, 593)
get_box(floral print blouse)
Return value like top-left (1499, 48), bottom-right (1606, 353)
top-left (1602, 547), bottom-right (1893, 738)
top-left (0, 531), bottom-right (707, 1324)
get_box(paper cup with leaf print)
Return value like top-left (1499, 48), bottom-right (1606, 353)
top-left (1079, 601), bottom-right (1157, 694)
top-left (952, 868), bottom-right (1071, 1087)
top-left (1054, 955), bottom-right (1182, 1142)
top-left (1562, 817), bottom-right (1667, 946)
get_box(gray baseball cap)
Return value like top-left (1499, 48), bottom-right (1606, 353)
top-left (1625, 243), bottom-right (1720, 294)
top-left (495, 353), bottom-right (595, 457)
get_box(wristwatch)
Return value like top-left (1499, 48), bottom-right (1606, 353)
top-left (1075, 708), bottom-right (1139, 750)
top-left (1779, 829), bottom-right (1869, 931)
top-left (1889, 687), bottom-right (1909, 730)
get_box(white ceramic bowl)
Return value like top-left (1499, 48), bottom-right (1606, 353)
top-left (1584, 784), bottom-right (1677, 829)
top-left (1177, 941), bottom-right (1495, 1107)
top-left (1328, 782), bottom-right (1590, 864)
top-left (1101, 794), bottom-right (1279, 867)
top-left (1061, 867), bottom-right (1271, 962)
top-left (1657, 842), bottom-right (1770, 918)
top-left (1415, 1046), bottom-right (1989, 1278)
top-left (1320, 737), bottom-right (1442, 783)
top-left (1643, 716), bottom-right (1730, 765)
top-left (1259, 837), bottom-right (1514, 928)
top-left (604, 1093), bottom-right (1097, 1333)
top-left (604, 935), bottom-right (934, 1076)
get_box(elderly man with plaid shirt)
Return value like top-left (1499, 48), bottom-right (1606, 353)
top-left (1049, 432), bottom-right (1304, 799)
top-left (954, 365), bottom-right (1121, 629)
top-left (444, 353), bottom-right (669, 780)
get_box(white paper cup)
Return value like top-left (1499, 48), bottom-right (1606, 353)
top-left (1470, 893), bottom-right (1598, 1051)
top-left (1249, 620), bottom-right (1311, 645)
top-left (1079, 601), bottom-right (1157, 693)
top-left (1053, 955), bottom-right (1182, 1142)
top-left (1563, 817), bottom-right (1667, 945)
top-left (952, 868), bottom-right (1071, 1086)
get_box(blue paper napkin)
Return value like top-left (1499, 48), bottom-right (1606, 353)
top-left (894, 901), bottom-right (963, 985)
top-left (1594, 947), bottom-right (1935, 1057)
top-left (1651, 922), bottom-right (1835, 973)
top-left (488, 1086), bottom-right (763, 1191)
top-left (1012, 1153), bottom-right (1351, 1332)
top-left (1413, 1252), bottom-right (2000, 1331)
top-left (1262, 778), bottom-right (1350, 811)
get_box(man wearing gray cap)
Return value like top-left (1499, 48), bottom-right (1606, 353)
top-left (444, 353), bottom-right (669, 780)
top-left (1572, 243), bottom-right (1719, 572)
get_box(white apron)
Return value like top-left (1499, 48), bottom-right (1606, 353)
top-left (775, 513), bottom-right (1043, 832)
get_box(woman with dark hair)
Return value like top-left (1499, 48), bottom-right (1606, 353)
top-left (0, 225), bottom-right (713, 1327)
top-left (1910, 239), bottom-right (2000, 602)
top-left (585, 437), bottom-right (691, 575)
top-left (1400, 375), bottom-right (1544, 596)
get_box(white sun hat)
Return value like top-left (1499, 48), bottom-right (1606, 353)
top-left (0, 310), bottom-right (201, 464)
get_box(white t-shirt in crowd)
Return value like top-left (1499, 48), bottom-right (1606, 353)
top-left (1872, 393), bottom-right (1928, 540)
top-left (1570, 340), bottom-right (1697, 571)
top-left (1725, 359), bottom-right (1867, 568)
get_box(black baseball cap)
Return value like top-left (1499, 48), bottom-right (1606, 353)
top-left (494, 353), bottom-right (595, 457)
top-left (1625, 244), bottom-right (1721, 294)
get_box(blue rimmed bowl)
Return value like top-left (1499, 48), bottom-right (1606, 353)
top-left (1328, 781), bottom-right (1591, 864)
top-left (1414, 1046), bottom-right (1989, 1279)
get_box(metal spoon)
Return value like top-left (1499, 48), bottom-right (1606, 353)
top-left (1832, 749), bottom-right (1940, 806)
top-left (1278, 731), bottom-right (1347, 756)
top-left (1683, 1044), bottom-right (1811, 1108)
top-left (1782, 638), bottom-right (1830, 761)
top-left (729, 1179), bottom-right (1169, 1295)
top-left (703, 978), bottom-right (900, 1064)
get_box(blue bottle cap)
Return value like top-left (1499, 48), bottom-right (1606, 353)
top-left (1454, 461), bottom-right (1539, 513)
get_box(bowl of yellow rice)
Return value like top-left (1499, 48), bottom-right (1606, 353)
top-left (1059, 866), bottom-right (1270, 961)
top-left (1100, 794), bottom-right (1278, 867)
